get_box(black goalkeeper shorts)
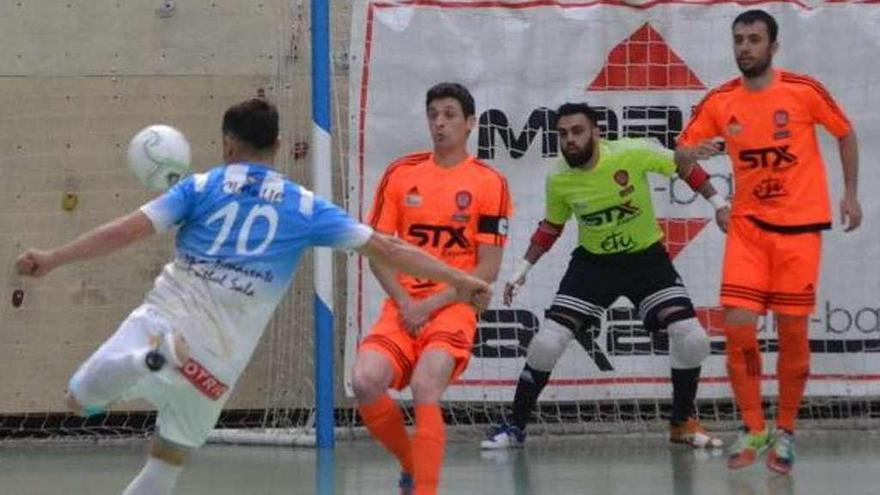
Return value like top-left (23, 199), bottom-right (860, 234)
top-left (548, 242), bottom-right (695, 331)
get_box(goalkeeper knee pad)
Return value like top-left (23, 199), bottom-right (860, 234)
top-left (668, 318), bottom-right (710, 369)
top-left (526, 318), bottom-right (575, 372)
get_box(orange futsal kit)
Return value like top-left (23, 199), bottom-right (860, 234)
top-left (361, 151), bottom-right (512, 388)
top-left (679, 68), bottom-right (852, 317)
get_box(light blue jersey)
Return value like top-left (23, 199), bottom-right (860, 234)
top-left (140, 163), bottom-right (372, 379)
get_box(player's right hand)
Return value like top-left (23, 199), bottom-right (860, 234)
top-left (452, 274), bottom-right (492, 312)
top-left (715, 205), bottom-right (731, 233)
top-left (399, 298), bottom-right (433, 335)
top-left (15, 249), bottom-right (56, 278)
top-left (691, 139), bottom-right (725, 160)
top-left (503, 275), bottom-right (526, 307)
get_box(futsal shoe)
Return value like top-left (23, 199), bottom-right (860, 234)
top-left (766, 429), bottom-right (795, 475)
top-left (727, 427), bottom-right (771, 470)
top-left (398, 472), bottom-right (413, 495)
top-left (669, 417), bottom-right (724, 449)
top-left (480, 423), bottom-right (526, 450)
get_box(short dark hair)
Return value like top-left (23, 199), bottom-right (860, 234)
top-left (733, 9), bottom-right (779, 43)
top-left (222, 98), bottom-right (279, 151)
top-left (425, 82), bottom-right (475, 118)
top-left (555, 102), bottom-right (599, 127)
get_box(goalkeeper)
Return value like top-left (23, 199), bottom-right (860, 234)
top-left (482, 102), bottom-right (728, 450)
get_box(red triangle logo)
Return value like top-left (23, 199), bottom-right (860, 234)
top-left (588, 23), bottom-right (705, 91)
top-left (657, 217), bottom-right (709, 260)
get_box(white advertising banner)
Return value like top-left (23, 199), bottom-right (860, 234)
top-left (345, 1), bottom-right (880, 401)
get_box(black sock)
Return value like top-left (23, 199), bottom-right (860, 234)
top-left (670, 366), bottom-right (701, 425)
top-left (511, 364), bottom-right (551, 431)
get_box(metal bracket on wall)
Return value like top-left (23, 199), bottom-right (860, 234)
top-left (12, 289), bottom-right (24, 308)
top-left (156, 1), bottom-right (176, 18)
top-left (62, 192), bottom-right (78, 211)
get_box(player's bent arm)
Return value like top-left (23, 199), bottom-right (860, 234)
top-left (673, 155), bottom-right (728, 212)
top-left (512, 220), bottom-right (564, 281)
top-left (473, 243), bottom-right (505, 284)
top-left (674, 139), bottom-right (724, 163)
top-left (368, 256), bottom-right (411, 306)
top-left (16, 210), bottom-right (156, 277)
top-left (417, 243), bottom-right (506, 312)
top-left (357, 232), bottom-right (477, 290)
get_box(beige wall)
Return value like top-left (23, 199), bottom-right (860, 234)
top-left (0, 1), bottom-right (352, 414)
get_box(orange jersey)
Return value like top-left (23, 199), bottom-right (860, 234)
top-left (679, 69), bottom-right (852, 229)
top-left (368, 151), bottom-right (512, 297)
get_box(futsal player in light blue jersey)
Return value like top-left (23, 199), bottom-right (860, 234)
top-left (15, 98), bottom-right (491, 495)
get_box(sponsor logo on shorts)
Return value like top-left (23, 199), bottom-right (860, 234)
top-left (180, 358), bottom-right (229, 401)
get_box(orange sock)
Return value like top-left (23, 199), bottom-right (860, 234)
top-left (776, 317), bottom-right (810, 432)
top-left (725, 323), bottom-right (765, 432)
top-left (358, 394), bottom-right (413, 474)
top-left (412, 404), bottom-right (445, 495)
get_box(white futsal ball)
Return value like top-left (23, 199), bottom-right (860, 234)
top-left (127, 124), bottom-right (191, 191)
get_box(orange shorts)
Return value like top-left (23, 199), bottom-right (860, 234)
top-left (359, 299), bottom-right (477, 390)
top-left (721, 217), bottom-right (822, 316)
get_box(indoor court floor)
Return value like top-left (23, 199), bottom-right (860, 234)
top-left (1, 430), bottom-right (877, 494)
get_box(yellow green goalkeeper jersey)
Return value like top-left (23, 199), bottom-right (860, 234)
top-left (545, 137), bottom-right (676, 254)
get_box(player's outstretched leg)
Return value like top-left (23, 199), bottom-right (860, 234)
top-left (67, 310), bottom-right (188, 417)
top-left (665, 315), bottom-right (721, 449)
top-left (482, 317), bottom-right (575, 450)
top-left (352, 350), bottom-right (414, 493)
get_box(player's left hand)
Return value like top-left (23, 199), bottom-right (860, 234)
top-left (400, 299), bottom-right (434, 335)
top-left (715, 205), bottom-right (731, 233)
top-left (840, 194), bottom-right (862, 232)
top-left (15, 249), bottom-right (56, 278)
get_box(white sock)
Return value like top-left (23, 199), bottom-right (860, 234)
top-left (70, 349), bottom-right (151, 408)
top-left (121, 456), bottom-right (183, 495)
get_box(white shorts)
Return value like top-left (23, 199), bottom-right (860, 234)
top-left (69, 304), bottom-right (230, 448)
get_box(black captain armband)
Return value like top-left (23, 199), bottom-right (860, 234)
top-left (478, 216), bottom-right (510, 236)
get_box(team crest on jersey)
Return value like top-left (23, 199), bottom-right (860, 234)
top-left (614, 170), bottom-right (634, 197)
top-left (405, 186), bottom-right (422, 207)
top-left (726, 115), bottom-right (743, 136)
top-left (774, 109), bottom-right (789, 127)
top-left (455, 190), bottom-right (473, 209)
top-left (453, 190), bottom-right (473, 222)
top-left (773, 109), bottom-right (791, 140)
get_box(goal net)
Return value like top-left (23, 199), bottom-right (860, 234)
top-left (4, 0), bottom-right (879, 447)
top-left (343, 1), bottom-right (880, 436)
